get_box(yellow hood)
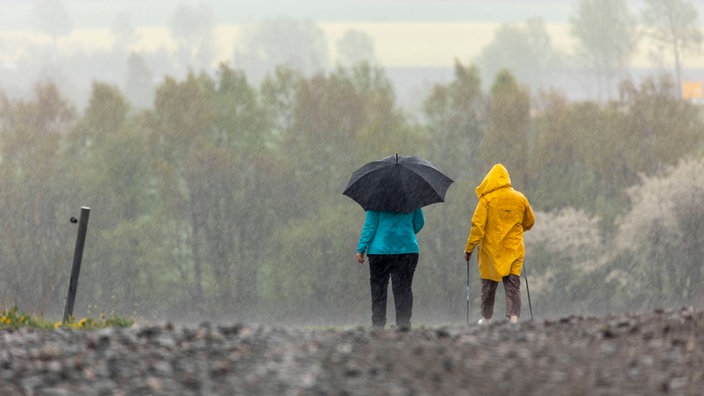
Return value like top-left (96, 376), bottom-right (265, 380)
top-left (475, 163), bottom-right (511, 198)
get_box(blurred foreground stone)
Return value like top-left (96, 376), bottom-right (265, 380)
top-left (0, 307), bottom-right (702, 395)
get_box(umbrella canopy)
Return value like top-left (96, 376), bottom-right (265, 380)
top-left (343, 154), bottom-right (454, 213)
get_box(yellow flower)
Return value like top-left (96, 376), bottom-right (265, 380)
top-left (54, 321), bottom-right (62, 328)
top-left (77, 318), bottom-right (87, 328)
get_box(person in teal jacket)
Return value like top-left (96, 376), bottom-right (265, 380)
top-left (355, 208), bottom-right (425, 329)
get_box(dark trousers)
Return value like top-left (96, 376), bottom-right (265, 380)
top-left (368, 253), bottom-right (419, 329)
top-left (480, 274), bottom-right (521, 319)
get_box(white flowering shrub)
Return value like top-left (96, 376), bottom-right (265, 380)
top-left (526, 207), bottom-right (602, 263)
top-left (614, 158), bottom-right (704, 308)
top-left (524, 207), bottom-right (606, 317)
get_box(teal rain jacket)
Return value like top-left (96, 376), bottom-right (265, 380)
top-left (357, 209), bottom-right (425, 255)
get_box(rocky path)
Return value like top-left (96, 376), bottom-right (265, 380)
top-left (0, 307), bottom-right (701, 395)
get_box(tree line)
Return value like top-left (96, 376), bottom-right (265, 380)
top-left (1, 59), bottom-right (703, 325)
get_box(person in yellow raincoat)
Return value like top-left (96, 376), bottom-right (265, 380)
top-left (463, 164), bottom-right (535, 325)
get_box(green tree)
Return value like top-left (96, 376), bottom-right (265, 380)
top-left (284, 70), bottom-right (365, 215)
top-left (140, 66), bottom-right (279, 318)
top-left (419, 61), bottom-right (486, 319)
top-left (0, 83), bottom-right (76, 315)
top-left (641, 0), bottom-right (703, 95)
top-left (80, 127), bottom-right (158, 313)
top-left (345, 64), bottom-right (420, 156)
top-left (62, 82), bottom-right (165, 315)
top-left (619, 75), bottom-right (703, 174)
top-left (480, 70), bottom-right (530, 188)
top-left (570, 0), bottom-right (638, 100)
top-left (260, 66), bottom-right (304, 140)
top-left (423, 60), bottom-right (485, 179)
top-left (568, 101), bottom-right (632, 224)
top-left (209, 65), bottom-right (271, 151)
top-left (78, 82), bottom-right (129, 141)
top-left (149, 73), bottom-right (214, 304)
top-left (259, 205), bottom-right (367, 325)
top-left (201, 65), bottom-right (277, 317)
top-left (279, 65), bottom-right (415, 216)
top-left (528, 90), bottom-right (592, 211)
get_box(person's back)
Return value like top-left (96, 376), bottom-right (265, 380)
top-left (358, 210), bottom-right (424, 255)
top-left (481, 183), bottom-right (533, 277)
top-left (464, 163), bottom-right (534, 324)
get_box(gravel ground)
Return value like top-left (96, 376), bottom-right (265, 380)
top-left (0, 306), bottom-right (701, 395)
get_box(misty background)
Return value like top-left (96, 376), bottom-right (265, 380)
top-left (1, 0), bottom-right (703, 326)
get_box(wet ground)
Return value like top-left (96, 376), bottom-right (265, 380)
top-left (0, 306), bottom-right (701, 395)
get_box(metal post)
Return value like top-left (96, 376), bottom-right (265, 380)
top-left (63, 207), bottom-right (90, 324)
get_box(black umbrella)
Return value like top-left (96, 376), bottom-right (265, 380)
top-left (343, 154), bottom-right (454, 213)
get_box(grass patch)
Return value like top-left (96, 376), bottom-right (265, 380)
top-left (0, 306), bottom-right (134, 330)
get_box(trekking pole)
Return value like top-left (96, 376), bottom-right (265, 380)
top-left (465, 258), bottom-right (470, 326)
top-left (522, 262), bottom-right (533, 320)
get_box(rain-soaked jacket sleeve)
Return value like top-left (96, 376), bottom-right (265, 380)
top-left (413, 208), bottom-right (425, 234)
top-left (357, 210), bottom-right (380, 254)
top-left (464, 198), bottom-right (487, 253)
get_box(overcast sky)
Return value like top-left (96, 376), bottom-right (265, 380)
top-left (1, 1), bottom-right (570, 24)
top-left (1, 0), bottom-right (703, 70)
top-left (2, 0), bottom-right (688, 30)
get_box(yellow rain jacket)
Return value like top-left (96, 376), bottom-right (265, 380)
top-left (464, 164), bottom-right (535, 282)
